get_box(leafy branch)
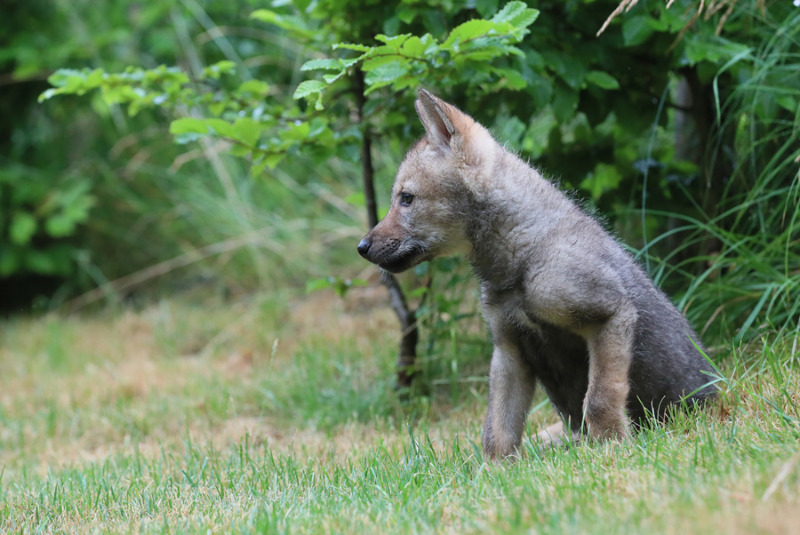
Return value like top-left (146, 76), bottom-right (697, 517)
top-left (292, 1), bottom-right (540, 109)
top-left (40, 2), bottom-right (538, 182)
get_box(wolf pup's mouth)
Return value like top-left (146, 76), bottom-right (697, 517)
top-left (377, 243), bottom-right (428, 273)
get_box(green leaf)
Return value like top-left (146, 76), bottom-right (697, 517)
top-left (332, 277), bottom-right (368, 297)
top-left (409, 286), bottom-right (429, 298)
top-left (173, 132), bottom-right (205, 145)
top-left (209, 102), bottom-right (227, 116)
top-left (332, 43), bottom-right (371, 53)
top-left (364, 62), bottom-right (410, 93)
top-left (491, 2), bottom-right (539, 28)
top-left (294, 80), bottom-right (326, 100)
top-left (552, 84), bottom-right (578, 122)
top-left (260, 153), bottom-right (285, 170)
top-left (542, 51), bottom-right (586, 89)
top-left (236, 80), bottom-right (270, 97)
top-left (45, 214), bottom-right (75, 238)
top-left (307, 118), bottom-right (332, 139)
top-left (522, 108), bottom-right (556, 159)
top-left (476, 0), bottom-right (499, 18)
top-left (39, 68), bottom-right (106, 101)
top-left (202, 61), bottom-right (236, 80)
top-left (10, 212), bottom-right (37, 245)
top-left (323, 72), bottom-right (345, 84)
top-left (397, 7), bottom-right (418, 24)
top-left (585, 70), bottom-right (620, 90)
top-left (250, 9), bottom-right (313, 39)
top-left (170, 118), bottom-right (235, 141)
top-left (444, 20), bottom-right (498, 49)
top-left (232, 117), bottom-right (261, 147)
top-left (24, 249), bottom-right (58, 275)
top-left (38, 88), bottom-right (60, 102)
top-left (280, 121), bottom-right (311, 142)
top-left (374, 34), bottom-right (412, 47)
top-left (63, 194), bottom-right (94, 222)
top-left (493, 114), bottom-right (526, 149)
top-left (306, 277), bottom-right (333, 293)
top-left (622, 16), bottom-right (655, 47)
top-left (251, 153), bottom-right (284, 177)
top-left (203, 119), bottom-right (235, 138)
top-left (301, 59), bottom-right (342, 72)
top-left (400, 35), bottom-right (428, 57)
top-left (580, 163), bottom-right (623, 201)
top-left (459, 46), bottom-right (508, 65)
top-left (492, 67), bottom-right (527, 90)
top-left (776, 96), bottom-right (797, 113)
top-left (0, 246), bottom-right (21, 276)
top-left (684, 35), bottom-right (751, 65)
top-left (362, 55), bottom-right (406, 72)
top-left (170, 118), bottom-right (211, 135)
top-left (526, 72), bottom-right (553, 111)
top-left (228, 144), bottom-right (250, 158)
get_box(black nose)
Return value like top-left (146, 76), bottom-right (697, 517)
top-left (357, 237), bottom-right (371, 258)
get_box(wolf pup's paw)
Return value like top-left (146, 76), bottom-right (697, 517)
top-left (535, 421), bottom-right (579, 449)
top-left (583, 398), bottom-right (630, 441)
top-left (588, 420), bottom-right (630, 441)
top-left (482, 431), bottom-right (522, 461)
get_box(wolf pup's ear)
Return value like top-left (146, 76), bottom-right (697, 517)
top-left (415, 89), bottom-right (456, 150)
top-left (415, 89), bottom-right (485, 166)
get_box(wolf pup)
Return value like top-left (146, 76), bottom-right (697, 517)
top-left (357, 89), bottom-right (717, 458)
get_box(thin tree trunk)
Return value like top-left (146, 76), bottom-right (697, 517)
top-left (353, 70), bottom-right (418, 388)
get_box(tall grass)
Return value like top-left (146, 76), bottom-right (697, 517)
top-left (644, 5), bottom-right (800, 346)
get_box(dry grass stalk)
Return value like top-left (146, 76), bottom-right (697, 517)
top-left (596, 0), bottom-right (641, 36)
top-left (598, 0), bottom-right (741, 42)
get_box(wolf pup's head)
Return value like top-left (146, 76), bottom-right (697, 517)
top-left (357, 89), bottom-right (494, 273)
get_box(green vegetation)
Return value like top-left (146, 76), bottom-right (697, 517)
top-left (1, 295), bottom-right (798, 532)
top-left (1, 0), bottom-right (799, 532)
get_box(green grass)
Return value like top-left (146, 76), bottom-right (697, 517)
top-left (1, 289), bottom-right (798, 533)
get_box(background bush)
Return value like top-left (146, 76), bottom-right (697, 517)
top-left (1, 0), bottom-right (798, 350)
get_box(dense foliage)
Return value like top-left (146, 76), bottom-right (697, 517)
top-left (2, 0), bottom-right (799, 346)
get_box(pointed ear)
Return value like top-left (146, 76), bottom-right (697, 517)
top-left (415, 89), bottom-right (488, 167)
top-left (415, 89), bottom-right (459, 151)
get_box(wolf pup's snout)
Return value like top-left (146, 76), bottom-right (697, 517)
top-left (356, 237), bottom-right (371, 258)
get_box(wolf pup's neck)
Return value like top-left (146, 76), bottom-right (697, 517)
top-left (464, 147), bottom-right (577, 288)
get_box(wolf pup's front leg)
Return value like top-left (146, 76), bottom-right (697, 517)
top-left (482, 331), bottom-right (537, 459)
top-left (581, 303), bottom-right (637, 440)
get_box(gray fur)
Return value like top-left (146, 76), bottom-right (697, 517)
top-left (358, 89), bottom-right (717, 459)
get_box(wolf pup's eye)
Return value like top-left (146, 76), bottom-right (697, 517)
top-left (399, 192), bottom-right (415, 206)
